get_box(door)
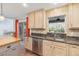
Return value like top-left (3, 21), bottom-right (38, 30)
top-left (19, 23), bottom-right (24, 40)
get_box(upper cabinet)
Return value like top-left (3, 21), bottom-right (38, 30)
top-left (68, 4), bottom-right (79, 29)
top-left (46, 6), bottom-right (68, 18)
top-left (28, 12), bottom-right (35, 28)
top-left (54, 6), bottom-right (68, 16)
top-left (27, 9), bottom-right (46, 29)
top-left (34, 9), bottom-right (46, 28)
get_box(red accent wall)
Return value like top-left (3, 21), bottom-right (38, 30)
top-left (15, 19), bottom-right (18, 38)
top-left (26, 16), bottom-right (28, 39)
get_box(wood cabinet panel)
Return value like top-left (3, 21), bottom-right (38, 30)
top-left (43, 40), bottom-right (54, 56)
top-left (35, 9), bottom-right (45, 28)
top-left (53, 46), bottom-right (67, 56)
top-left (28, 9), bottom-right (46, 29)
top-left (54, 6), bottom-right (68, 16)
top-left (68, 45), bottom-right (79, 56)
top-left (43, 45), bottom-right (53, 56)
top-left (24, 37), bottom-right (32, 51)
top-left (28, 12), bottom-right (35, 28)
top-left (68, 4), bottom-right (79, 28)
top-left (46, 5), bottom-right (68, 18)
top-left (46, 9), bottom-right (55, 17)
top-left (53, 42), bottom-right (67, 48)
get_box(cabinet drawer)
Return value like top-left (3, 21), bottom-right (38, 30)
top-left (68, 44), bottom-right (79, 56)
top-left (53, 46), bottom-right (67, 56)
top-left (69, 45), bottom-right (79, 48)
top-left (43, 40), bottom-right (53, 46)
top-left (54, 42), bottom-right (67, 48)
top-left (43, 45), bottom-right (53, 56)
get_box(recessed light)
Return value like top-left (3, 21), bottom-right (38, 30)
top-left (22, 3), bottom-right (28, 7)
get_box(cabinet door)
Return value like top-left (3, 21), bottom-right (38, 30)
top-left (35, 10), bottom-right (45, 28)
top-left (24, 37), bottom-right (32, 51)
top-left (43, 40), bottom-right (54, 56)
top-left (43, 45), bottom-right (53, 56)
top-left (46, 9), bottom-right (55, 17)
top-left (69, 45), bottom-right (79, 56)
top-left (53, 46), bottom-right (67, 56)
top-left (68, 4), bottom-right (79, 28)
top-left (28, 12), bottom-right (35, 28)
top-left (54, 6), bottom-right (68, 16)
top-left (46, 6), bottom-right (68, 17)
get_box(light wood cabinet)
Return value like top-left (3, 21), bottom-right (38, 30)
top-left (53, 42), bottom-right (67, 56)
top-left (46, 9), bottom-right (55, 17)
top-left (34, 9), bottom-right (46, 28)
top-left (27, 9), bottom-right (46, 29)
top-left (68, 4), bottom-right (79, 28)
top-left (54, 6), bottom-right (68, 16)
top-left (43, 40), bottom-right (54, 56)
top-left (24, 37), bottom-right (32, 51)
top-left (46, 5), bottom-right (68, 18)
top-left (53, 46), bottom-right (67, 56)
top-left (68, 45), bottom-right (79, 56)
top-left (28, 12), bottom-right (35, 28)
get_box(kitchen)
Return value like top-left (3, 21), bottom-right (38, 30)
top-left (0, 3), bottom-right (79, 56)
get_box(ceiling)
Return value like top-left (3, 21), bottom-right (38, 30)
top-left (0, 3), bottom-right (68, 18)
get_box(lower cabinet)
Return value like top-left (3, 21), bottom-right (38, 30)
top-left (24, 37), bottom-right (32, 51)
top-left (68, 45), bottom-right (79, 56)
top-left (53, 46), bottom-right (67, 56)
top-left (53, 42), bottom-right (68, 56)
top-left (43, 40), bottom-right (68, 56)
top-left (43, 40), bottom-right (54, 56)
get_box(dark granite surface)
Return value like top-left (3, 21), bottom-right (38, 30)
top-left (30, 33), bottom-right (79, 46)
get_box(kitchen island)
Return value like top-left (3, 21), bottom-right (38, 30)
top-left (0, 36), bottom-right (20, 56)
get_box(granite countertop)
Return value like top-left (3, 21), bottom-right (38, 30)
top-left (31, 33), bottom-right (79, 46)
top-left (0, 36), bottom-right (20, 47)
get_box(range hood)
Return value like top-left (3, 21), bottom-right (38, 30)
top-left (48, 15), bottom-right (65, 23)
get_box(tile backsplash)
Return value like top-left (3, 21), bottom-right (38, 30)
top-left (48, 22), bottom-right (65, 33)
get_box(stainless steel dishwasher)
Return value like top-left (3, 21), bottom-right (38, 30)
top-left (32, 37), bottom-right (39, 54)
top-left (32, 37), bottom-right (43, 55)
top-left (31, 33), bottom-right (45, 55)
